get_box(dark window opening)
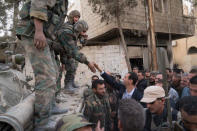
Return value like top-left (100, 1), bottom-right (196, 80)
top-left (130, 58), bottom-right (144, 71)
top-left (188, 46), bottom-right (197, 54)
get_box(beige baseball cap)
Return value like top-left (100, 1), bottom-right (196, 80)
top-left (140, 86), bottom-right (165, 103)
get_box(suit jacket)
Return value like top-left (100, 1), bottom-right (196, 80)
top-left (131, 88), bottom-right (143, 102)
top-left (136, 79), bottom-right (148, 93)
top-left (101, 72), bottom-right (144, 104)
top-left (101, 72), bottom-right (125, 99)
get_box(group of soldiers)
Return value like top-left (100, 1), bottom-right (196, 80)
top-left (16, 0), bottom-right (97, 129)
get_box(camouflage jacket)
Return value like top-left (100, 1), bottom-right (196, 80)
top-left (57, 23), bottom-right (89, 65)
top-left (60, 21), bottom-right (87, 48)
top-left (16, 0), bottom-right (68, 40)
top-left (83, 88), bottom-right (94, 100)
top-left (107, 89), bottom-right (119, 117)
top-left (56, 113), bottom-right (94, 131)
top-left (83, 94), bottom-right (111, 131)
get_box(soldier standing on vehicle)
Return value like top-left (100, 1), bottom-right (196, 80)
top-left (16, 0), bottom-right (69, 129)
top-left (54, 10), bottom-right (81, 95)
top-left (60, 10), bottom-right (88, 90)
top-left (57, 20), bottom-right (96, 93)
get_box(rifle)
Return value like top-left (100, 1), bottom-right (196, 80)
top-left (160, 53), bottom-right (173, 131)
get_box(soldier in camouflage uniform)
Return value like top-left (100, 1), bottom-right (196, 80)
top-left (105, 83), bottom-right (119, 131)
top-left (83, 75), bottom-right (99, 100)
top-left (56, 113), bottom-right (94, 131)
top-left (61, 10), bottom-right (85, 90)
top-left (15, 0), bottom-right (69, 128)
top-left (83, 80), bottom-right (111, 131)
top-left (80, 75), bottom-right (99, 112)
top-left (57, 20), bottom-right (96, 93)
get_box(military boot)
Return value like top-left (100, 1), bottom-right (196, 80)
top-left (50, 105), bottom-right (68, 115)
top-left (34, 118), bottom-right (57, 131)
top-left (64, 81), bottom-right (76, 94)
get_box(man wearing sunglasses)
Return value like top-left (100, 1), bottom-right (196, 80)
top-left (141, 86), bottom-right (178, 131)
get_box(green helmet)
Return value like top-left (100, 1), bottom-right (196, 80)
top-left (68, 10), bottom-right (81, 24)
top-left (74, 20), bottom-right (89, 33)
top-left (56, 113), bottom-right (94, 131)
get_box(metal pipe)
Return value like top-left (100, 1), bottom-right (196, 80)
top-left (0, 93), bottom-right (35, 131)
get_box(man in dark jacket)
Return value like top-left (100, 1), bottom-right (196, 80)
top-left (174, 96), bottom-right (197, 131)
top-left (94, 64), bottom-right (143, 103)
top-left (136, 71), bottom-right (148, 93)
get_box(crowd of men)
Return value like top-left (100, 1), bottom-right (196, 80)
top-left (78, 66), bottom-right (197, 131)
top-left (15, 0), bottom-right (197, 130)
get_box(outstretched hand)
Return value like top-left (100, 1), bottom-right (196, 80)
top-left (94, 63), bottom-right (102, 73)
top-left (88, 62), bottom-right (96, 73)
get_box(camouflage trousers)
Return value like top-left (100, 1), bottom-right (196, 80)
top-left (55, 55), bottom-right (62, 94)
top-left (21, 36), bottom-right (58, 126)
top-left (62, 56), bottom-right (78, 84)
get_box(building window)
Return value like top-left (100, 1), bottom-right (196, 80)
top-left (188, 46), bottom-right (197, 54)
top-left (182, 0), bottom-right (194, 17)
top-left (153, 0), bottom-right (168, 13)
top-left (130, 58), bottom-right (144, 71)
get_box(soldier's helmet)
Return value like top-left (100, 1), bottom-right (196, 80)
top-left (56, 113), bottom-right (94, 131)
top-left (74, 20), bottom-right (89, 33)
top-left (68, 10), bottom-right (81, 23)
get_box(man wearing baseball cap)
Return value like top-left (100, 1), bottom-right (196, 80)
top-left (141, 86), bottom-right (178, 131)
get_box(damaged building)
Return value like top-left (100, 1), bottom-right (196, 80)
top-left (70, 0), bottom-right (195, 85)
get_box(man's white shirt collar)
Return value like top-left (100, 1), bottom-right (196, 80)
top-left (122, 88), bottom-right (135, 99)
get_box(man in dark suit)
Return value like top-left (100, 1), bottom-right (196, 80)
top-left (136, 71), bottom-right (148, 93)
top-left (94, 64), bottom-right (143, 103)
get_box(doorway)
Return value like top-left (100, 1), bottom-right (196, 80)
top-left (130, 58), bottom-right (144, 71)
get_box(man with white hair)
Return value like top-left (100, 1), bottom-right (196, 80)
top-left (141, 86), bottom-right (178, 131)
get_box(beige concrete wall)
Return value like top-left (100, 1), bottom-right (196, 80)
top-left (127, 47), bottom-right (144, 58)
top-left (78, 0), bottom-right (194, 39)
top-left (75, 44), bottom-right (150, 85)
top-left (75, 44), bottom-right (128, 85)
top-left (173, 37), bottom-right (197, 72)
top-left (173, 6), bottom-right (197, 72)
top-left (68, 0), bottom-right (82, 14)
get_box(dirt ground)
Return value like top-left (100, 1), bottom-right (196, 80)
top-left (56, 85), bottom-right (88, 114)
top-left (40, 83), bottom-right (90, 130)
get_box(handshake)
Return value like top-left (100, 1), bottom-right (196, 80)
top-left (87, 62), bottom-right (102, 73)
